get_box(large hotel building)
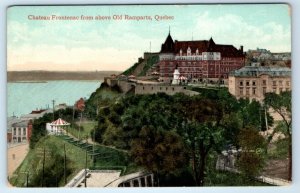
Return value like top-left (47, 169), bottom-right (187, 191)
top-left (157, 32), bottom-right (245, 84)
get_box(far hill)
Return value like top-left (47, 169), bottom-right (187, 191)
top-left (7, 71), bottom-right (121, 82)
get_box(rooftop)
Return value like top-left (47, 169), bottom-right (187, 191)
top-left (229, 66), bottom-right (291, 77)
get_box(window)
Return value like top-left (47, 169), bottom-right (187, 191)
top-left (252, 81), bottom-right (256, 86)
top-left (142, 87), bottom-right (144, 90)
top-left (253, 88), bottom-right (256, 95)
top-left (263, 87), bottom-right (267, 94)
top-left (273, 81), bottom-right (277, 86)
top-left (273, 88), bottom-right (277, 93)
top-left (279, 80), bottom-right (283, 86)
top-left (262, 80), bottom-right (267, 85)
top-left (23, 128), bottom-right (26, 135)
top-left (160, 87), bottom-right (162, 90)
top-left (239, 88), bottom-right (243, 95)
top-left (246, 88), bottom-right (250, 96)
top-left (246, 81), bottom-right (250, 86)
top-left (239, 81), bottom-right (243, 86)
top-left (286, 81), bottom-right (290, 86)
top-left (279, 88), bottom-right (283, 93)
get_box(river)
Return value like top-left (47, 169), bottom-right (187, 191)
top-left (7, 80), bottom-right (101, 117)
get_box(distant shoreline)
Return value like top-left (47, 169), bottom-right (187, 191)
top-left (7, 71), bottom-right (121, 82)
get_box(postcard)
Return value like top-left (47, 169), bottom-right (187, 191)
top-left (7, 4), bottom-right (292, 187)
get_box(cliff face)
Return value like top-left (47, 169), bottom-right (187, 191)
top-left (123, 53), bottom-right (159, 77)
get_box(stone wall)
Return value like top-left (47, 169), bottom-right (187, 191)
top-left (135, 84), bottom-right (198, 96)
top-left (104, 77), bottom-right (198, 96)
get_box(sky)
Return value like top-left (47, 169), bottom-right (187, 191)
top-left (7, 4), bottom-right (291, 72)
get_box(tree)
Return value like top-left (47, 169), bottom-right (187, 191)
top-left (30, 113), bottom-right (52, 149)
top-left (178, 96), bottom-right (225, 186)
top-left (130, 126), bottom-right (189, 177)
top-left (237, 127), bottom-right (267, 180)
top-left (264, 91), bottom-right (292, 181)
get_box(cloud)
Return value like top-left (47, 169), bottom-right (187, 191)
top-left (7, 10), bottom-right (291, 71)
top-left (7, 45), bottom-right (140, 71)
top-left (175, 12), bottom-right (291, 52)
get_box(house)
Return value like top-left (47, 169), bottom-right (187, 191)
top-left (8, 117), bottom-right (33, 144)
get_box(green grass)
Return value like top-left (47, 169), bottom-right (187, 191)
top-left (67, 121), bottom-right (97, 140)
top-left (204, 171), bottom-right (273, 186)
top-left (123, 62), bottom-right (139, 76)
top-left (9, 135), bottom-right (92, 187)
top-left (139, 55), bottom-right (159, 76)
top-left (10, 134), bottom-right (141, 187)
top-left (267, 138), bottom-right (289, 159)
top-left (58, 135), bottom-right (140, 176)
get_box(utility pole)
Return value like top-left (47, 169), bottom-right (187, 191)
top-left (64, 143), bottom-right (67, 185)
top-left (265, 107), bottom-right (268, 130)
top-left (42, 147), bottom-right (45, 187)
top-left (26, 171), bottom-right (29, 187)
top-left (85, 150), bottom-right (87, 187)
top-left (77, 112), bottom-right (82, 143)
top-left (93, 126), bottom-right (96, 166)
top-left (52, 100), bottom-right (55, 121)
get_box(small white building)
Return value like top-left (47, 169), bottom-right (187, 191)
top-left (46, 118), bottom-right (70, 135)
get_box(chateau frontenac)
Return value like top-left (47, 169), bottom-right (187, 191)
top-left (157, 32), bottom-right (245, 84)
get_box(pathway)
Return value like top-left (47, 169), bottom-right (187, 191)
top-left (7, 143), bottom-right (29, 178)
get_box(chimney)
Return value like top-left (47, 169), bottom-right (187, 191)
top-left (240, 45), bottom-right (243, 52)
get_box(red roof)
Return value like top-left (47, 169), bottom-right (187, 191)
top-left (174, 39), bottom-right (243, 57)
top-left (174, 40), bottom-right (209, 54)
top-left (30, 109), bottom-right (46, 114)
top-left (161, 33), bottom-right (244, 57)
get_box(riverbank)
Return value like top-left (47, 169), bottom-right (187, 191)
top-left (7, 71), bottom-right (121, 82)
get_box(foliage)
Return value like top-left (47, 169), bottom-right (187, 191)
top-left (29, 148), bottom-right (71, 187)
top-left (89, 88), bottom-right (283, 186)
top-left (123, 62), bottom-right (140, 76)
top-left (84, 83), bottom-right (121, 119)
top-left (130, 126), bottom-right (189, 176)
top-left (264, 91), bottom-right (292, 181)
top-left (237, 127), bottom-right (267, 178)
top-left (30, 108), bottom-right (82, 149)
top-left (10, 136), bottom-right (90, 187)
top-left (139, 55), bottom-right (159, 76)
top-left (30, 114), bottom-right (52, 149)
top-left (264, 91), bottom-right (291, 133)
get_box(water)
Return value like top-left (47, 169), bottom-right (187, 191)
top-left (7, 80), bottom-right (101, 117)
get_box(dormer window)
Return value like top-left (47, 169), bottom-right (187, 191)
top-left (187, 47), bottom-right (191, 56)
top-left (196, 49), bottom-right (199, 55)
top-left (180, 49), bottom-right (183, 56)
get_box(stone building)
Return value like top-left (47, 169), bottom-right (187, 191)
top-left (157, 32), bottom-right (245, 84)
top-left (228, 66), bottom-right (291, 101)
top-left (10, 119), bottom-right (32, 144)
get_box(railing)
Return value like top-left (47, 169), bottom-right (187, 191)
top-left (65, 169), bottom-right (86, 187)
top-left (256, 176), bottom-right (291, 186)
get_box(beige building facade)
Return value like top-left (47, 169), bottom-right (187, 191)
top-left (228, 66), bottom-right (291, 101)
